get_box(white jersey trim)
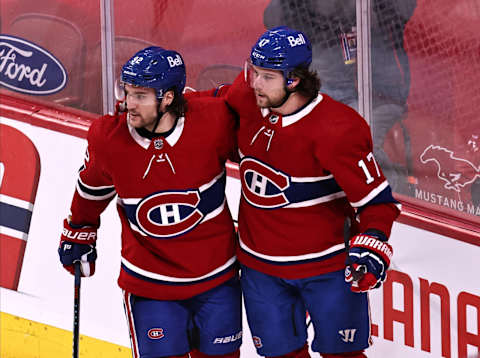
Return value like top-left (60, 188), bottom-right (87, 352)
top-left (199, 170), bottom-right (226, 192)
top-left (291, 174), bottom-right (334, 182)
top-left (350, 180), bottom-right (389, 208)
top-left (77, 176), bottom-right (115, 190)
top-left (167, 116), bottom-right (185, 147)
top-left (203, 199), bottom-right (226, 222)
top-left (122, 292), bottom-right (140, 358)
top-left (76, 181), bottom-right (117, 201)
top-left (239, 235), bottom-right (345, 262)
top-left (238, 151), bottom-right (333, 183)
top-left (260, 93), bottom-right (324, 127)
top-left (127, 115), bottom-right (185, 149)
top-left (285, 191), bottom-right (346, 208)
top-left (121, 256), bottom-right (237, 282)
top-left (128, 119), bottom-right (150, 149)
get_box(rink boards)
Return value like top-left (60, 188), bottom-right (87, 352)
top-left (0, 107), bottom-right (479, 358)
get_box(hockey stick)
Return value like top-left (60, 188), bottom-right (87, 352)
top-left (344, 217), bottom-right (366, 282)
top-left (73, 262), bottom-right (81, 358)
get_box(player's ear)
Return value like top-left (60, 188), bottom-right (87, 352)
top-left (162, 90), bottom-right (175, 107)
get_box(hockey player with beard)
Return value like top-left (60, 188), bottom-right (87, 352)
top-left (58, 47), bottom-right (242, 358)
top-left (222, 27), bottom-right (401, 358)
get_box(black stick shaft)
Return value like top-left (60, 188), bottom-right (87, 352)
top-left (344, 217), bottom-right (366, 281)
top-left (73, 262), bottom-right (81, 358)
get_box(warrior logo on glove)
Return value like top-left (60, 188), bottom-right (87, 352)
top-left (345, 233), bottom-right (393, 293)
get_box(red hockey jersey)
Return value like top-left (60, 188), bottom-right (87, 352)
top-left (69, 96), bottom-right (238, 300)
top-left (225, 74), bottom-right (400, 279)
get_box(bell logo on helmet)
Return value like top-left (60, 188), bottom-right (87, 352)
top-left (287, 34), bottom-right (306, 47)
top-left (167, 54), bottom-right (183, 68)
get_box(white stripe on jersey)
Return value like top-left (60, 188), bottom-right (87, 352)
top-left (350, 180), bottom-right (389, 208)
top-left (122, 291), bottom-right (140, 358)
top-left (121, 255), bottom-right (236, 283)
top-left (76, 181), bottom-right (117, 201)
top-left (77, 176), bottom-right (115, 190)
top-left (239, 235), bottom-right (345, 262)
top-left (284, 191), bottom-right (346, 208)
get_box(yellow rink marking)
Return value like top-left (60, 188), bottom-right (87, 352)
top-left (0, 312), bottom-right (131, 358)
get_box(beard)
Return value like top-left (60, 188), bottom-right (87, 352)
top-left (255, 91), bottom-right (286, 108)
top-left (127, 112), bottom-right (145, 127)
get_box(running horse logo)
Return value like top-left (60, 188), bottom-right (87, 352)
top-left (420, 145), bottom-right (480, 192)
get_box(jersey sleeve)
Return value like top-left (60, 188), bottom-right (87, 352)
top-left (224, 72), bottom-right (251, 112)
top-left (206, 98), bottom-right (239, 164)
top-left (221, 103), bottom-right (239, 163)
top-left (184, 84), bottom-right (233, 99)
top-left (319, 107), bottom-right (400, 237)
top-left (69, 118), bottom-right (116, 226)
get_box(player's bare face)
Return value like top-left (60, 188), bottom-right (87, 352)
top-left (250, 66), bottom-right (287, 108)
top-left (125, 84), bottom-right (159, 131)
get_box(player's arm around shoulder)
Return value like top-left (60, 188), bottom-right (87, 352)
top-left (224, 71), bottom-right (252, 114)
top-left (184, 83), bottom-right (232, 99)
top-left (187, 96), bottom-right (239, 163)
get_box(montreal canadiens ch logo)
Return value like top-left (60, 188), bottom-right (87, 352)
top-left (240, 157), bottom-right (290, 209)
top-left (147, 328), bottom-right (164, 339)
top-left (136, 191), bottom-right (204, 238)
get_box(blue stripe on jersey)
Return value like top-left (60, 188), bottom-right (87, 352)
top-left (120, 261), bottom-right (235, 286)
top-left (239, 246), bottom-right (346, 266)
top-left (285, 178), bottom-right (343, 203)
top-left (357, 185), bottom-right (399, 214)
top-left (77, 179), bottom-right (115, 197)
top-left (0, 202), bottom-right (32, 233)
top-left (197, 173), bottom-right (226, 213)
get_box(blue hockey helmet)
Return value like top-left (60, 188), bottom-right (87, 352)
top-left (250, 26), bottom-right (312, 83)
top-left (121, 46), bottom-right (186, 99)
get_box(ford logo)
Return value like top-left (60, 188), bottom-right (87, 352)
top-left (0, 35), bottom-right (67, 95)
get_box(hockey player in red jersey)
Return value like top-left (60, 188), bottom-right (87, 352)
top-left (223, 27), bottom-right (401, 358)
top-left (58, 47), bottom-right (242, 358)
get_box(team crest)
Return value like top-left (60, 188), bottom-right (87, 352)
top-left (240, 157), bottom-right (290, 209)
top-left (135, 190), bottom-right (204, 238)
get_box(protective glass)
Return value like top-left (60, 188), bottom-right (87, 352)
top-left (244, 60), bottom-right (286, 91)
